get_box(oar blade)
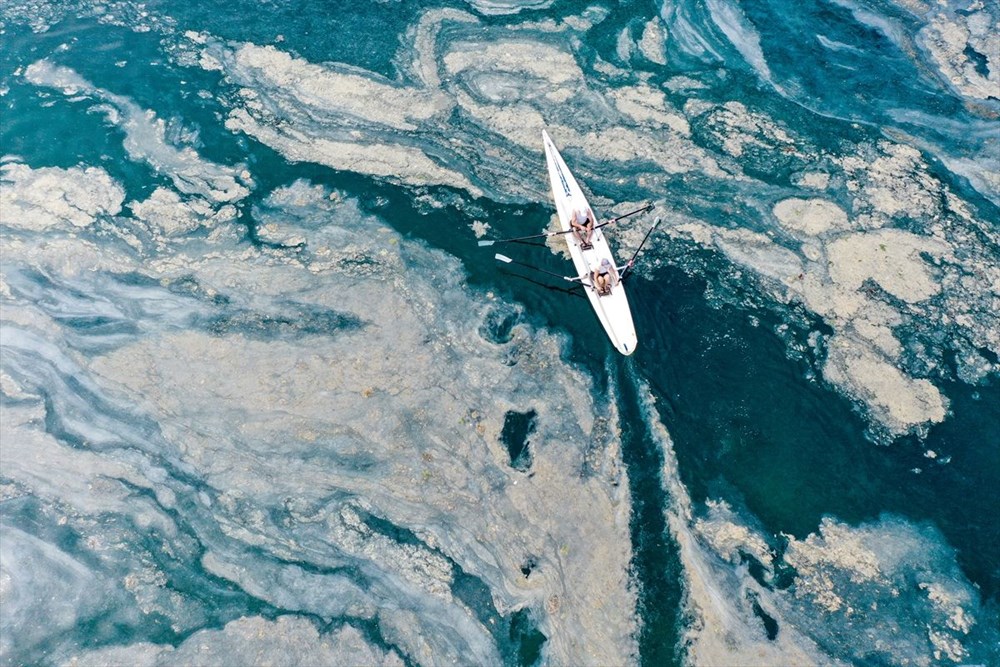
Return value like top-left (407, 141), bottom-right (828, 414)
top-left (477, 239), bottom-right (496, 247)
top-left (494, 253), bottom-right (513, 263)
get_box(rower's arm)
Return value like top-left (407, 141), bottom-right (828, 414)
top-left (616, 260), bottom-right (636, 278)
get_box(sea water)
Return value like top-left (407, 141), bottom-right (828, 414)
top-left (1, 0), bottom-right (998, 665)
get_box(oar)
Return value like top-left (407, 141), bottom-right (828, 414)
top-left (478, 203), bottom-right (654, 247)
top-left (604, 201), bottom-right (654, 228)
top-left (494, 254), bottom-right (585, 284)
top-left (479, 228), bottom-right (573, 248)
top-left (621, 217), bottom-right (662, 280)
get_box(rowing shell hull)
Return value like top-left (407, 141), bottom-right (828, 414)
top-left (542, 130), bottom-right (637, 355)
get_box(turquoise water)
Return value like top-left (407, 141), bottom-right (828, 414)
top-left (2, 0), bottom-right (998, 665)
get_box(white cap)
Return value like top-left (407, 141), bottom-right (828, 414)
top-left (601, 258), bottom-right (611, 266)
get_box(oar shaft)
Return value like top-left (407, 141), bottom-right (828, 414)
top-left (495, 254), bottom-right (572, 281)
top-left (622, 217), bottom-right (662, 279)
top-left (479, 228), bottom-right (572, 246)
top-left (604, 202), bottom-right (654, 226)
top-left (479, 202), bottom-right (653, 246)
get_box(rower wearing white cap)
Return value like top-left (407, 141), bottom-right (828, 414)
top-left (592, 257), bottom-right (620, 296)
top-left (570, 208), bottom-right (595, 249)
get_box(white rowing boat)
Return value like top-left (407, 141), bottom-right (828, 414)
top-left (542, 130), bottom-right (638, 356)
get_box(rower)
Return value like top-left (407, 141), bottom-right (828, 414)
top-left (570, 208), bottom-right (594, 249)
top-left (592, 258), bottom-right (619, 296)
